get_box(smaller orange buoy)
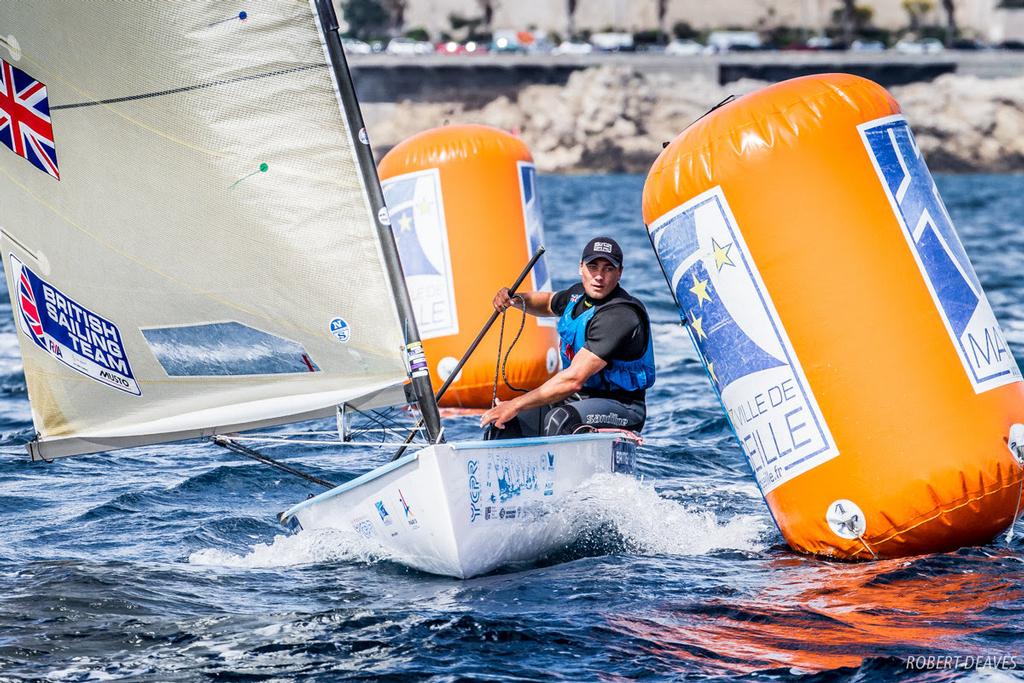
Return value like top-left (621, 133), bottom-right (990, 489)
top-left (379, 125), bottom-right (561, 408)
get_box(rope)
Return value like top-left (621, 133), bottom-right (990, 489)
top-left (834, 510), bottom-right (878, 560)
top-left (856, 532), bottom-right (879, 560)
top-left (491, 295), bottom-right (529, 407)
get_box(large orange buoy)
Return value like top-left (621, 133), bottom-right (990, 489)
top-left (379, 125), bottom-right (560, 408)
top-left (643, 73), bottom-right (1024, 559)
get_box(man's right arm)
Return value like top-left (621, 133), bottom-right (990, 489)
top-left (493, 288), bottom-right (555, 317)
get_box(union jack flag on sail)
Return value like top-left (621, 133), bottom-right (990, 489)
top-left (18, 267), bottom-right (44, 343)
top-left (0, 57), bottom-right (59, 180)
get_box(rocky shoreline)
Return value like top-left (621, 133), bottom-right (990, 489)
top-left (364, 67), bottom-right (1024, 174)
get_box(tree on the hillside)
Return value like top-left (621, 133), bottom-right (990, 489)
top-left (940, 0), bottom-right (958, 44)
top-left (342, 0), bottom-right (389, 39)
top-left (902, 0), bottom-right (935, 33)
top-left (476, 0), bottom-right (496, 30)
top-left (566, 0), bottom-right (578, 39)
top-left (657, 0), bottom-right (669, 40)
top-left (832, 1), bottom-right (874, 42)
top-left (379, 0), bottom-right (407, 33)
top-left (837, 0), bottom-right (857, 44)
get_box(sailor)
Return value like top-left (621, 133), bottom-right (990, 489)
top-left (481, 236), bottom-right (655, 438)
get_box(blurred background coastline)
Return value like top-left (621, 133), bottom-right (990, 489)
top-left (336, 0), bottom-right (1024, 173)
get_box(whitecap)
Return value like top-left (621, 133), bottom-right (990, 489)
top-left (187, 527), bottom-right (390, 569)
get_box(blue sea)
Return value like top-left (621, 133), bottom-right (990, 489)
top-left (1, 175), bottom-right (1022, 681)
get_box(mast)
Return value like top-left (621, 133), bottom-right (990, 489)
top-left (311, 0), bottom-right (444, 443)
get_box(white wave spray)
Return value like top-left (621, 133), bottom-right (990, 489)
top-left (188, 527), bottom-right (392, 569)
top-left (188, 473), bottom-right (766, 571)
top-left (556, 473), bottom-right (768, 556)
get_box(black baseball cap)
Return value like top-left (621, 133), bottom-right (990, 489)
top-left (581, 237), bottom-right (623, 269)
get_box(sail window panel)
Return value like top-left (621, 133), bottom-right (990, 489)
top-left (142, 321), bottom-right (319, 376)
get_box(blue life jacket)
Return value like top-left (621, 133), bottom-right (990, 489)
top-left (556, 289), bottom-right (656, 398)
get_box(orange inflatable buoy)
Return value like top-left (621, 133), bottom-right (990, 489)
top-left (380, 125), bottom-right (560, 408)
top-left (643, 73), bottom-right (1024, 559)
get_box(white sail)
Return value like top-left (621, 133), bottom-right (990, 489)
top-left (0, 1), bottom-right (413, 459)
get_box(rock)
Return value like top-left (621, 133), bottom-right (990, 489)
top-left (891, 74), bottom-right (1024, 173)
top-left (365, 68), bottom-right (1024, 174)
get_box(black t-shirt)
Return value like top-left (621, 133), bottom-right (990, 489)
top-left (551, 283), bottom-right (648, 362)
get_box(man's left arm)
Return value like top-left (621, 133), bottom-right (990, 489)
top-left (479, 349), bottom-right (607, 429)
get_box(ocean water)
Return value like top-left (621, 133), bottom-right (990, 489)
top-left (1, 174), bottom-right (1022, 681)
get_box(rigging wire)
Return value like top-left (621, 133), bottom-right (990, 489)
top-left (213, 436), bottom-right (336, 489)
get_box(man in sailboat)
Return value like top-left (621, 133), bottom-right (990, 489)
top-left (481, 237), bottom-right (655, 438)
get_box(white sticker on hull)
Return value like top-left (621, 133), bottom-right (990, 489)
top-left (649, 187), bottom-right (838, 494)
top-left (467, 448), bottom-right (557, 523)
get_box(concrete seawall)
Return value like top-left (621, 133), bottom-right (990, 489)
top-left (350, 52), bottom-right (1024, 104)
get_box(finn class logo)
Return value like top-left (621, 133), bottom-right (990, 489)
top-left (0, 57), bottom-right (59, 179)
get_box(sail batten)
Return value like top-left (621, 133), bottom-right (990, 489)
top-left (0, 1), bottom-right (416, 459)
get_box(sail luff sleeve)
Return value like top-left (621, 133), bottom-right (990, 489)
top-left (311, 0), bottom-right (444, 443)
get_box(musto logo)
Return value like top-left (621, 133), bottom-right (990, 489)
top-left (10, 254), bottom-right (140, 396)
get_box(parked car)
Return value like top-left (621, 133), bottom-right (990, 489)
top-left (894, 38), bottom-right (944, 54)
top-left (805, 35), bottom-right (834, 50)
top-left (950, 38), bottom-right (987, 50)
top-left (491, 29), bottom-right (526, 53)
top-left (436, 40), bottom-right (486, 55)
top-left (706, 30), bottom-right (763, 52)
top-left (590, 32), bottom-right (635, 52)
top-left (526, 34), bottom-right (556, 54)
top-left (851, 39), bottom-right (886, 52)
top-left (552, 40), bottom-right (593, 55)
top-left (998, 40), bottom-right (1024, 51)
top-left (342, 38), bottom-right (372, 55)
top-left (386, 38), bottom-right (433, 56)
top-left (665, 38), bottom-right (704, 56)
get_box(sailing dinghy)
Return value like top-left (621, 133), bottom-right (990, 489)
top-left (0, 1), bottom-right (637, 578)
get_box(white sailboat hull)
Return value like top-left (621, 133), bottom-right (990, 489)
top-left (279, 433), bottom-right (637, 578)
